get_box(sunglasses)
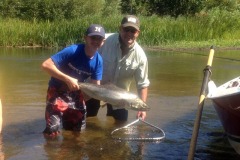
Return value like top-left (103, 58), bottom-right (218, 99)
top-left (122, 27), bottom-right (138, 34)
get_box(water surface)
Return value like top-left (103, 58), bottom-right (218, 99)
top-left (0, 47), bottom-right (240, 160)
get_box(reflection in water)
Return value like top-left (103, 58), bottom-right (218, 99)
top-left (0, 99), bottom-right (3, 160)
top-left (0, 99), bottom-right (2, 133)
top-left (1, 48), bottom-right (240, 159)
top-left (43, 117), bottom-right (138, 160)
top-left (0, 136), bottom-right (4, 160)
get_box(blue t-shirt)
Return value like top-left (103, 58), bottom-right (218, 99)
top-left (48, 44), bottom-right (103, 88)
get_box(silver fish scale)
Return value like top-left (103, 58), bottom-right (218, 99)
top-left (78, 82), bottom-right (150, 111)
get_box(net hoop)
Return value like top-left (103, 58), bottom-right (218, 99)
top-left (111, 118), bottom-right (165, 141)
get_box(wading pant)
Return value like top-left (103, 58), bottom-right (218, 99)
top-left (43, 87), bottom-right (86, 135)
top-left (86, 98), bottom-right (128, 121)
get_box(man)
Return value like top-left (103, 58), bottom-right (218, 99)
top-left (41, 24), bottom-right (105, 137)
top-left (86, 15), bottom-right (150, 121)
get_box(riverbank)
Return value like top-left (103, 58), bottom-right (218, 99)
top-left (2, 43), bottom-right (240, 52)
top-left (146, 46), bottom-right (240, 52)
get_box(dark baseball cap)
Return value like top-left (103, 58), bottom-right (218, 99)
top-left (121, 15), bottom-right (140, 30)
top-left (86, 24), bottom-right (105, 38)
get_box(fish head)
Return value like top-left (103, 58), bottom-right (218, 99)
top-left (128, 98), bottom-right (150, 111)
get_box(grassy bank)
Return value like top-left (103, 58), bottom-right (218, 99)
top-left (1, 9), bottom-right (240, 49)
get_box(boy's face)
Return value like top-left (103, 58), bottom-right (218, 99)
top-left (85, 35), bottom-right (105, 50)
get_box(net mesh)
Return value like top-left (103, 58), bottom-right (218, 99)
top-left (111, 119), bottom-right (165, 141)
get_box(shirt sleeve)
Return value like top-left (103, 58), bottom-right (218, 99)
top-left (51, 45), bottom-right (75, 68)
top-left (134, 49), bottom-right (150, 89)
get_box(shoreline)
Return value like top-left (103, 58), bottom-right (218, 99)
top-left (145, 46), bottom-right (240, 52)
top-left (2, 45), bottom-right (240, 52)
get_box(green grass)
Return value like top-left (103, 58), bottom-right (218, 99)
top-left (1, 8), bottom-right (240, 49)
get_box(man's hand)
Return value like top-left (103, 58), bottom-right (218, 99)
top-left (137, 87), bottom-right (148, 120)
top-left (137, 111), bottom-right (146, 120)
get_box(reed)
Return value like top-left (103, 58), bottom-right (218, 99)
top-left (140, 8), bottom-right (240, 47)
top-left (1, 8), bottom-right (240, 48)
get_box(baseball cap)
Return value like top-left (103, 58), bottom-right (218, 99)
top-left (121, 15), bottom-right (140, 30)
top-left (86, 24), bottom-right (105, 38)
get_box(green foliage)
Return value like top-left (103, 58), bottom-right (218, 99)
top-left (102, 0), bottom-right (121, 16)
top-left (0, 0), bottom-right (106, 21)
top-left (120, 0), bottom-right (240, 17)
top-left (120, 0), bottom-right (204, 17)
top-left (202, 0), bottom-right (240, 11)
top-left (138, 7), bottom-right (240, 46)
top-left (1, 9), bottom-right (240, 48)
top-left (1, 0), bottom-right (240, 20)
top-left (0, 14), bottom-right (123, 47)
top-left (1, 0), bottom-right (240, 48)
top-left (120, 0), bottom-right (152, 15)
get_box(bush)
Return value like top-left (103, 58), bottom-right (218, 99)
top-left (0, 0), bottom-right (106, 21)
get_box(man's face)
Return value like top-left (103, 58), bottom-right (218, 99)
top-left (119, 26), bottom-right (139, 47)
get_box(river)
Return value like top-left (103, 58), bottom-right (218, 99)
top-left (0, 47), bottom-right (240, 160)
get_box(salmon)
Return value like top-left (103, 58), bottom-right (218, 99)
top-left (78, 83), bottom-right (150, 111)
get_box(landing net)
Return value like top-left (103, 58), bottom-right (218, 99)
top-left (111, 118), bottom-right (165, 142)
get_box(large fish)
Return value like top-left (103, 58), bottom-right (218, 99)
top-left (78, 82), bottom-right (150, 111)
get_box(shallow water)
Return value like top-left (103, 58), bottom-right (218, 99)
top-left (0, 47), bottom-right (240, 160)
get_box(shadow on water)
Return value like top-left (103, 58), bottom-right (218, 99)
top-left (1, 113), bottom-right (154, 160)
top-left (1, 113), bottom-right (46, 160)
top-left (194, 100), bottom-right (240, 160)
